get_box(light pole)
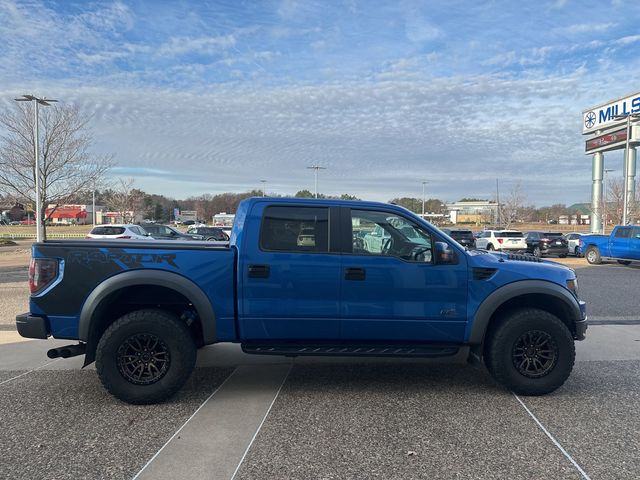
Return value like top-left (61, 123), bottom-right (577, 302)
top-left (613, 113), bottom-right (640, 225)
top-left (260, 180), bottom-right (267, 197)
top-left (603, 168), bottom-right (614, 234)
top-left (307, 165), bottom-right (326, 198)
top-left (14, 95), bottom-right (58, 242)
top-left (421, 181), bottom-right (429, 218)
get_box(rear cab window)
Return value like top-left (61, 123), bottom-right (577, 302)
top-left (498, 231), bottom-right (524, 238)
top-left (260, 206), bottom-right (329, 253)
top-left (91, 227), bottom-right (125, 235)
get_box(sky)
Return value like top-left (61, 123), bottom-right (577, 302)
top-left (1, 0), bottom-right (640, 205)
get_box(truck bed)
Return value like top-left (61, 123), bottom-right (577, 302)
top-left (29, 240), bottom-right (238, 341)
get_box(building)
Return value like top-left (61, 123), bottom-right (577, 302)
top-left (45, 204), bottom-right (105, 225)
top-left (445, 200), bottom-right (499, 225)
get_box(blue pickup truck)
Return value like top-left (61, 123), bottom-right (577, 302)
top-left (17, 198), bottom-right (587, 404)
top-left (579, 225), bottom-right (640, 265)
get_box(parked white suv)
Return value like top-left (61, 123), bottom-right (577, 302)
top-left (86, 224), bottom-right (153, 240)
top-left (476, 230), bottom-right (527, 252)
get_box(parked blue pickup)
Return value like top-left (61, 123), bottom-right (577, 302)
top-left (579, 225), bottom-right (640, 265)
top-left (17, 198), bottom-right (587, 404)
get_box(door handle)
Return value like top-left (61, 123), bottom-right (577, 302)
top-left (248, 264), bottom-right (270, 278)
top-left (345, 267), bottom-right (366, 280)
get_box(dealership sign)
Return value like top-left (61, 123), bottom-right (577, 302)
top-left (582, 91), bottom-right (640, 134)
top-left (585, 125), bottom-right (640, 154)
top-left (585, 127), bottom-right (626, 153)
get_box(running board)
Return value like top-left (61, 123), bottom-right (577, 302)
top-left (241, 344), bottom-right (459, 358)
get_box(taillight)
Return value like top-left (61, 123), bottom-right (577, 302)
top-left (497, 238), bottom-right (504, 244)
top-left (29, 258), bottom-right (59, 295)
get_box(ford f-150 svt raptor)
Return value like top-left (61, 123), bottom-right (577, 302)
top-left (17, 198), bottom-right (587, 404)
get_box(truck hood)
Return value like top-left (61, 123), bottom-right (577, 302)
top-left (466, 249), bottom-right (576, 284)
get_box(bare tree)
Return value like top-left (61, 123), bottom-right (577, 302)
top-left (606, 177), bottom-right (640, 226)
top-left (105, 178), bottom-right (147, 223)
top-left (0, 102), bottom-right (112, 237)
top-left (501, 183), bottom-right (526, 228)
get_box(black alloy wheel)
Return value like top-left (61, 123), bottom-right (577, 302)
top-left (117, 333), bottom-right (170, 385)
top-left (512, 330), bottom-right (558, 378)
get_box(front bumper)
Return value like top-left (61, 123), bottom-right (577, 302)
top-left (575, 300), bottom-right (588, 341)
top-left (16, 313), bottom-right (50, 339)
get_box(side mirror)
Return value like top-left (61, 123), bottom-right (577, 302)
top-left (435, 241), bottom-right (456, 265)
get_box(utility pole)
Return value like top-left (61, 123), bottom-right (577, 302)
top-left (307, 165), bottom-right (326, 198)
top-left (14, 95), bottom-right (59, 242)
top-left (260, 180), bottom-right (267, 197)
top-left (496, 178), bottom-right (501, 227)
top-left (421, 181), bottom-right (428, 217)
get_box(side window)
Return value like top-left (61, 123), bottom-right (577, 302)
top-left (615, 228), bottom-right (631, 238)
top-left (260, 206), bottom-right (329, 253)
top-left (351, 209), bottom-right (433, 263)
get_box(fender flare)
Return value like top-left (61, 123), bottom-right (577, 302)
top-left (469, 280), bottom-right (581, 345)
top-left (78, 269), bottom-right (216, 344)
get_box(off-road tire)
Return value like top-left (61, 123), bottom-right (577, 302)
top-left (484, 308), bottom-right (575, 396)
top-left (585, 246), bottom-right (601, 265)
top-left (96, 309), bottom-right (196, 404)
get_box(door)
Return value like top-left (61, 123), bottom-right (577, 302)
top-left (239, 204), bottom-right (341, 341)
top-left (341, 208), bottom-right (468, 343)
top-left (610, 227), bottom-right (632, 258)
top-left (629, 227), bottom-right (640, 259)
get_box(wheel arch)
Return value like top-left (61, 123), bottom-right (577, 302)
top-left (79, 270), bottom-right (216, 366)
top-left (469, 280), bottom-right (581, 351)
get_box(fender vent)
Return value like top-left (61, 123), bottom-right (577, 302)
top-left (472, 267), bottom-right (496, 280)
top-left (507, 253), bottom-right (542, 263)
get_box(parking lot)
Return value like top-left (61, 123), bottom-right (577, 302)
top-left (1, 246), bottom-right (639, 480)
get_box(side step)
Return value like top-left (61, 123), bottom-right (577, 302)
top-left (241, 343), bottom-right (459, 358)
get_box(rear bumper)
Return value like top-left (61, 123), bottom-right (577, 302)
top-left (541, 246), bottom-right (569, 256)
top-left (16, 313), bottom-right (50, 339)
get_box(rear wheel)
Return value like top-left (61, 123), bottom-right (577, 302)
top-left (585, 246), bottom-right (601, 265)
top-left (574, 246), bottom-right (580, 257)
top-left (487, 244), bottom-right (494, 251)
top-left (484, 308), bottom-right (575, 395)
top-left (96, 309), bottom-right (196, 404)
top-left (533, 246), bottom-right (541, 258)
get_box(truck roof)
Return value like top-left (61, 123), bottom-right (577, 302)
top-left (238, 196), bottom-right (407, 210)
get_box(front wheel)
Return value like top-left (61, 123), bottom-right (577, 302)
top-left (574, 246), bottom-right (581, 257)
top-left (484, 308), bottom-right (575, 395)
top-left (533, 246), bottom-right (541, 258)
top-left (585, 246), bottom-right (601, 265)
top-left (96, 309), bottom-right (197, 404)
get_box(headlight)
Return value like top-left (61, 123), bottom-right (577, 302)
top-left (566, 278), bottom-right (578, 297)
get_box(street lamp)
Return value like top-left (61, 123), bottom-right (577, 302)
top-left (421, 181), bottom-right (429, 217)
top-left (307, 165), bottom-right (326, 198)
top-left (603, 168), bottom-right (614, 234)
top-left (613, 113), bottom-right (640, 225)
top-left (14, 94), bottom-right (58, 242)
top-left (260, 180), bottom-right (267, 197)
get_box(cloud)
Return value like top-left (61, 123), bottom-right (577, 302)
top-left (560, 22), bottom-right (616, 34)
top-left (156, 35), bottom-right (237, 57)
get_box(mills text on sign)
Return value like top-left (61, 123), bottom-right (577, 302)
top-left (582, 91), bottom-right (640, 134)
